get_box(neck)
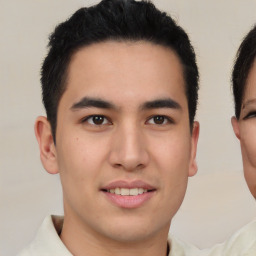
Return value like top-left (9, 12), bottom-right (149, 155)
top-left (60, 215), bottom-right (170, 256)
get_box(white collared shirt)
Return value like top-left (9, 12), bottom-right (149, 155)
top-left (17, 216), bottom-right (256, 256)
top-left (17, 215), bottom-right (200, 256)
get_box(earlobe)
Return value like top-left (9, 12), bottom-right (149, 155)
top-left (34, 116), bottom-right (59, 174)
top-left (189, 121), bottom-right (200, 177)
top-left (231, 116), bottom-right (241, 140)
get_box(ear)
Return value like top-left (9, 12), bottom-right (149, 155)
top-left (34, 116), bottom-right (59, 174)
top-left (188, 121), bottom-right (200, 177)
top-left (231, 116), bottom-right (241, 140)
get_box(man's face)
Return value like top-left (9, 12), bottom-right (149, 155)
top-left (39, 41), bottom-right (199, 243)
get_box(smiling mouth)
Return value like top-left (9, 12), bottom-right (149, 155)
top-left (102, 188), bottom-right (155, 196)
top-left (101, 180), bottom-right (156, 208)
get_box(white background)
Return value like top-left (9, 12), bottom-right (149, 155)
top-left (1, 0), bottom-right (256, 255)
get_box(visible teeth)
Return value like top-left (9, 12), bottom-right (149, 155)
top-left (138, 188), bottom-right (144, 194)
top-left (115, 188), bottom-right (120, 195)
top-left (129, 188), bottom-right (138, 196)
top-left (108, 188), bottom-right (149, 196)
top-left (121, 188), bottom-right (129, 196)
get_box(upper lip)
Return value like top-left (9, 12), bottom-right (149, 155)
top-left (102, 180), bottom-right (156, 190)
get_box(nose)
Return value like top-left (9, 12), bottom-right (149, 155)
top-left (108, 124), bottom-right (149, 171)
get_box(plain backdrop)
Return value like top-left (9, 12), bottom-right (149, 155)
top-left (1, 0), bottom-right (256, 255)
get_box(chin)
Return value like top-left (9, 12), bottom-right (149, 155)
top-left (99, 216), bottom-right (170, 243)
top-left (103, 228), bottom-right (156, 243)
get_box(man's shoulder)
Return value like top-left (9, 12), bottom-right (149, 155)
top-left (17, 215), bottom-right (72, 256)
top-left (168, 235), bottom-right (201, 256)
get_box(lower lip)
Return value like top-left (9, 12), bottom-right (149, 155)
top-left (102, 191), bottom-right (155, 209)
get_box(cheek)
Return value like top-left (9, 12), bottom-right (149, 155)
top-left (149, 135), bottom-right (191, 203)
top-left (154, 138), bottom-right (190, 217)
top-left (151, 134), bottom-right (191, 169)
top-left (56, 134), bottom-right (110, 213)
top-left (240, 125), bottom-right (256, 197)
top-left (56, 132), bottom-right (109, 190)
top-left (241, 125), bottom-right (256, 168)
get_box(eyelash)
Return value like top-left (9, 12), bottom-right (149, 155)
top-left (243, 111), bottom-right (256, 120)
top-left (146, 115), bottom-right (174, 125)
top-left (81, 115), bottom-right (174, 126)
top-left (81, 115), bottom-right (112, 125)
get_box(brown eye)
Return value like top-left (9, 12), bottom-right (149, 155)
top-left (147, 115), bottom-right (172, 125)
top-left (153, 116), bottom-right (165, 124)
top-left (84, 115), bottom-right (110, 125)
top-left (92, 116), bottom-right (105, 125)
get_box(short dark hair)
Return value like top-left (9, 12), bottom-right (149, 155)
top-left (41, 0), bottom-right (199, 142)
top-left (232, 24), bottom-right (256, 119)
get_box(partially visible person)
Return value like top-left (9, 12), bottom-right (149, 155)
top-left (202, 25), bottom-right (256, 256)
top-left (232, 24), bottom-right (256, 200)
top-left (229, 23), bottom-right (256, 255)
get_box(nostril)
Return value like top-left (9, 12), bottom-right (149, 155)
top-left (113, 163), bottom-right (122, 168)
top-left (136, 164), bottom-right (145, 170)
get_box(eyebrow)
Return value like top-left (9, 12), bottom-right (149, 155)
top-left (70, 97), bottom-right (181, 111)
top-left (242, 98), bottom-right (256, 109)
top-left (140, 98), bottom-right (181, 110)
top-left (71, 97), bottom-right (116, 110)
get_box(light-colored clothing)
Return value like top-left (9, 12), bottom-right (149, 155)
top-left (201, 219), bottom-right (256, 256)
top-left (168, 235), bottom-right (201, 256)
top-left (17, 215), bottom-right (200, 256)
top-left (17, 216), bottom-right (256, 256)
top-left (17, 216), bottom-right (72, 256)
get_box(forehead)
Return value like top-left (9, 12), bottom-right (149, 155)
top-left (243, 59), bottom-right (256, 102)
top-left (63, 41), bottom-right (186, 107)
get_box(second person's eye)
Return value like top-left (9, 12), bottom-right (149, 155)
top-left (243, 111), bottom-right (256, 120)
